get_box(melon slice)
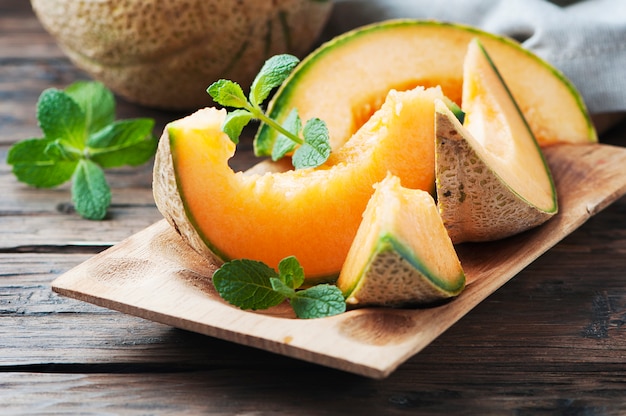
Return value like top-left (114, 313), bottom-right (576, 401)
top-left (337, 175), bottom-right (465, 308)
top-left (153, 86), bottom-right (444, 282)
top-left (255, 19), bottom-right (596, 156)
top-left (435, 40), bottom-right (558, 244)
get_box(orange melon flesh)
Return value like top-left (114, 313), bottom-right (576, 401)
top-left (337, 175), bottom-right (465, 308)
top-left (462, 40), bottom-right (555, 213)
top-left (256, 19), bottom-right (596, 156)
top-left (434, 39), bottom-right (557, 243)
top-left (166, 86), bottom-right (444, 281)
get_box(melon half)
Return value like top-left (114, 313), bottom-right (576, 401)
top-left (435, 40), bottom-right (557, 243)
top-left (255, 19), bottom-right (596, 156)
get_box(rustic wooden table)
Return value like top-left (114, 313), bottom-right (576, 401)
top-left (3, 2), bottom-right (626, 414)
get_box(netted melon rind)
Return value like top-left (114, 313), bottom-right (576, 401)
top-left (435, 108), bottom-right (556, 244)
top-left (152, 127), bottom-right (223, 265)
top-left (31, 0), bottom-right (333, 110)
top-left (345, 241), bottom-right (464, 308)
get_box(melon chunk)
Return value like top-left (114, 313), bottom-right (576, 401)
top-left (337, 175), bottom-right (465, 308)
top-left (153, 87), bottom-right (444, 282)
top-left (255, 19), bottom-right (596, 156)
top-left (435, 40), bottom-right (557, 243)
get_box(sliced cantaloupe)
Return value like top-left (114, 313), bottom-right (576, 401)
top-left (337, 175), bottom-right (465, 308)
top-left (153, 86), bottom-right (444, 282)
top-left (255, 19), bottom-right (596, 156)
top-left (435, 40), bottom-right (557, 244)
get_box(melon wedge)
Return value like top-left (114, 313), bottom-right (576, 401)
top-left (337, 175), bottom-right (465, 308)
top-left (153, 86), bottom-right (444, 282)
top-left (255, 19), bottom-right (596, 156)
top-left (435, 40), bottom-right (557, 244)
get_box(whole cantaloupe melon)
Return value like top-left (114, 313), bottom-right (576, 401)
top-left (30, 0), bottom-right (333, 110)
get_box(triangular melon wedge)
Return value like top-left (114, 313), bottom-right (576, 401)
top-left (255, 19), bottom-right (596, 156)
top-left (337, 175), bottom-right (465, 308)
top-left (435, 39), bottom-right (558, 244)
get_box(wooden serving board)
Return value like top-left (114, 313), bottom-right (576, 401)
top-left (52, 143), bottom-right (626, 379)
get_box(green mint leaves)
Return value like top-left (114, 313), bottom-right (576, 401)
top-left (7, 81), bottom-right (157, 220)
top-left (207, 54), bottom-right (331, 170)
top-left (212, 256), bottom-right (346, 319)
top-left (71, 159), bottom-right (111, 221)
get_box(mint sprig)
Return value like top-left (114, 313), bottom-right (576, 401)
top-left (212, 256), bottom-right (346, 319)
top-left (207, 54), bottom-right (331, 170)
top-left (6, 81), bottom-right (157, 220)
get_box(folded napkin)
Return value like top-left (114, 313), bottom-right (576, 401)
top-left (322, 0), bottom-right (626, 119)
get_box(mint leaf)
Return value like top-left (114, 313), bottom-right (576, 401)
top-left (37, 88), bottom-right (86, 150)
top-left (209, 54), bottom-right (331, 169)
top-left (250, 54), bottom-right (300, 106)
top-left (212, 259), bottom-right (286, 310)
top-left (7, 138), bottom-right (77, 188)
top-left (207, 80), bottom-right (248, 109)
top-left (87, 118), bottom-right (157, 168)
top-left (277, 255), bottom-right (305, 289)
top-left (271, 108), bottom-right (300, 161)
top-left (45, 139), bottom-right (81, 162)
top-left (213, 256), bottom-right (346, 319)
top-left (90, 136), bottom-right (157, 168)
top-left (292, 118), bottom-right (331, 169)
top-left (66, 81), bottom-right (115, 134)
top-left (7, 81), bottom-right (157, 220)
top-left (270, 277), bottom-right (296, 299)
top-left (71, 159), bottom-right (111, 220)
top-left (87, 118), bottom-right (154, 149)
top-left (291, 285), bottom-right (346, 319)
top-left (222, 109), bottom-right (254, 144)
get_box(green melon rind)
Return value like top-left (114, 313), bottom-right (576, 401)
top-left (255, 19), bottom-right (596, 156)
top-left (156, 125), bottom-right (229, 264)
top-left (342, 234), bottom-right (466, 308)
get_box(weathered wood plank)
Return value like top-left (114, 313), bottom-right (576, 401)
top-left (2, 200), bottom-right (626, 412)
top-left (0, 12), bottom-right (88, 145)
top-left (1, 359), bottom-right (626, 415)
top-left (0, 152), bottom-right (161, 249)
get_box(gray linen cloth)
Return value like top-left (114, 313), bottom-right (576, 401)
top-left (322, 0), bottom-right (626, 129)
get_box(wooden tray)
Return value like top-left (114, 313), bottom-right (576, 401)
top-left (52, 143), bottom-right (626, 379)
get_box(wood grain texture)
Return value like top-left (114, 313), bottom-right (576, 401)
top-left (51, 143), bottom-right (626, 379)
top-left (3, 1), bottom-right (626, 413)
top-left (5, 231), bottom-right (626, 414)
